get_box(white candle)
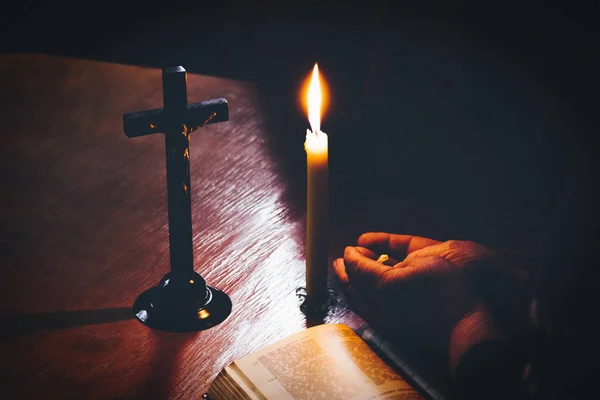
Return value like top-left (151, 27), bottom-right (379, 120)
top-left (304, 63), bottom-right (329, 302)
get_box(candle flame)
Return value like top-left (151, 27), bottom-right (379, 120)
top-left (301, 63), bottom-right (329, 134)
top-left (308, 64), bottom-right (322, 133)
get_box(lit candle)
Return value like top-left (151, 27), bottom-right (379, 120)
top-left (304, 63), bottom-right (329, 302)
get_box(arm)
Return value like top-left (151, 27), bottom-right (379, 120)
top-left (450, 310), bottom-right (530, 399)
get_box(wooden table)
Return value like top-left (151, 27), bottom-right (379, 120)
top-left (0, 54), bottom-right (368, 399)
top-left (0, 50), bottom-right (565, 399)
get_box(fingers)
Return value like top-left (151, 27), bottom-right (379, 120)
top-left (404, 240), bottom-right (497, 268)
top-left (355, 246), bottom-right (378, 260)
top-left (333, 249), bottom-right (387, 314)
top-left (343, 246), bottom-right (392, 288)
top-left (333, 257), bottom-right (359, 307)
top-left (333, 257), bottom-right (350, 288)
top-left (357, 232), bottom-right (441, 258)
top-left (404, 242), bottom-right (449, 262)
top-left (355, 246), bottom-right (399, 266)
top-left (333, 246), bottom-right (398, 291)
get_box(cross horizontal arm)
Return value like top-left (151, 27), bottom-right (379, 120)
top-left (187, 98), bottom-right (229, 128)
top-left (123, 108), bottom-right (163, 138)
top-left (123, 98), bottom-right (229, 138)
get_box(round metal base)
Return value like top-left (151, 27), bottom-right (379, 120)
top-left (132, 272), bottom-right (232, 332)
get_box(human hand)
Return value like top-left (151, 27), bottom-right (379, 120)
top-left (333, 232), bottom-right (529, 373)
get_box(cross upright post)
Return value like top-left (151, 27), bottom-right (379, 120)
top-left (162, 67), bottom-right (195, 277)
top-left (123, 66), bottom-right (232, 332)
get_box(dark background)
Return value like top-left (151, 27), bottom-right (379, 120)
top-left (1, 2), bottom-right (599, 396)
top-left (1, 0), bottom-right (599, 253)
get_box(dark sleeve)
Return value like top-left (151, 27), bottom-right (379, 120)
top-left (451, 341), bottom-right (531, 400)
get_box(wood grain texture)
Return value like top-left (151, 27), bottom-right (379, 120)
top-left (0, 54), bottom-right (361, 399)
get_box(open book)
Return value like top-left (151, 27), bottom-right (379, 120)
top-left (206, 323), bottom-right (439, 400)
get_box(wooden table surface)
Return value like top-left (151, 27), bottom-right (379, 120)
top-left (0, 54), bottom-right (365, 399)
top-left (0, 50), bottom-right (568, 399)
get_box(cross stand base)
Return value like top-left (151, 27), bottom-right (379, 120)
top-left (132, 271), bottom-right (232, 332)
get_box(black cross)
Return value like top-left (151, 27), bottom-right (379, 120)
top-left (124, 66), bottom-right (228, 275)
top-left (123, 66), bottom-right (232, 331)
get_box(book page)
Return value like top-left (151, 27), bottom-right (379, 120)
top-left (232, 324), bottom-right (424, 400)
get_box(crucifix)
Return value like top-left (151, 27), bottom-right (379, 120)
top-left (123, 66), bottom-right (232, 332)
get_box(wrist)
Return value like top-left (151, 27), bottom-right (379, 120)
top-left (449, 306), bottom-right (504, 377)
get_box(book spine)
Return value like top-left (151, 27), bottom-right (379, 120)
top-left (355, 326), bottom-right (446, 400)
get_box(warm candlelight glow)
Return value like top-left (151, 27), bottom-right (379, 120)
top-left (308, 63), bottom-right (322, 133)
top-left (304, 63), bottom-right (328, 154)
top-left (301, 63), bottom-right (329, 132)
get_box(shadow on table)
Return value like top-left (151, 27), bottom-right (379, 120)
top-left (0, 307), bottom-right (133, 340)
top-left (140, 331), bottom-right (197, 399)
